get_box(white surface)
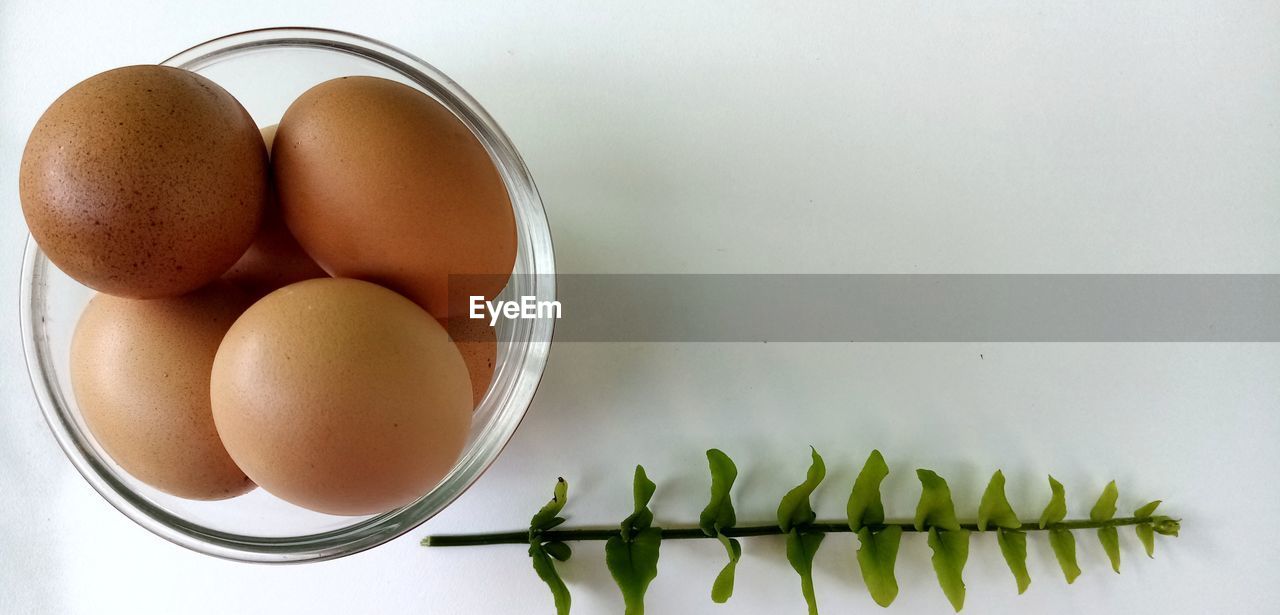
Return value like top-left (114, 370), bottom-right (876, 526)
top-left (1, 2), bottom-right (1278, 614)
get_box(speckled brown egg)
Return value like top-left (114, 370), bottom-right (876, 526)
top-left (70, 281), bottom-right (255, 500)
top-left (20, 65), bottom-right (267, 298)
top-left (272, 76), bottom-right (516, 319)
top-left (222, 125), bottom-right (327, 299)
top-left (210, 278), bottom-right (472, 516)
top-left (443, 317), bottom-right (498, 407)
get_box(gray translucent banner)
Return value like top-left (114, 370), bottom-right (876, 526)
top-left (455, 275), bottom-right (1280, 342)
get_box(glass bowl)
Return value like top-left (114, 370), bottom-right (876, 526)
top-left (18, 27), bottom-right (555, 563)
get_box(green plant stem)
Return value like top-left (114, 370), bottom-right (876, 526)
top-left (422, 516), bottom-right (1152, 547)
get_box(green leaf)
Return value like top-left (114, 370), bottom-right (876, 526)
top-left (528, 478), bottom-right (573, 614)
top-left (1049, 529), bottom-right (1082, 584)
top-left (1090, 481), bottom-right (1118, 522)
top-left (996, 529), bottom-right (1031, 594)
top-left (631, 466), bottom-right (656, 514)
top-left (544, 541), bottom-right (572, 562)
top-left (700, 449), bottom-right (741, 603)
top-left (1135, 523), bottom-right (1156, 557)
top-left (927, 528), bottom-right (970, 612)
top-left (620, 466), bottom-right (657, 540)
top-left (1093, 483), bottom-right (1125, 573)
top-left (700, 449), bottom-right (738, 536)
top-left (778, 447), bottom-right (826, 532)
top-left (529, 542), bottom-right (571, 615)
top-left (785, 529), bottom-right (825, 615)
top-left (607, 467), bottom-right (663, 615)
top-left (856, 526), bottom-right (902, 607)
top-left (776, 448), bottom-right (828, 613)
top-left (530, 478), bottom-right (569, 534)
top-left (914, 470), bottom-right (961, 531)
top-left (776, 447), bottom-right (828, 614)
top-left (1134, 500), bottom-right (1162, 519)
top-left (847, 450), bottom-right (890, 530)
top-left (1039, 476), bottom-right (1067, 529)
top-left (977, 470), bottom-right (1021, 531)
top-left (1097, 527), bottom-right (1121, 573)
top-left (605, 527), bottom-right (662, 615)
top-left (710, 535), bottom-right (742, 604)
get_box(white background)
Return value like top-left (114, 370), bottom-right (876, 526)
top-left (2, 1), bottom-right (1278, 614)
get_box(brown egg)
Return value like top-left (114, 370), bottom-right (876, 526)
top-left (443, 317), bottom-right (498, 407)
top-left (210, 278), bottom-right (472, 516)
top-left (222, 125), bottom-right (327, 299)
top-left (70, 281), bottom-right (255, 500)
top-left (20, 65), bottom-right (267, 298)
top-left (273, 76), bottom-right (516, 319)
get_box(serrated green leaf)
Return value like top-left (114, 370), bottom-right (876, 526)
top-left (1049, 529), bottom-right (1081, 584)
top-left (620, 466), bottom-right (656, 540)
top-left (856, 526), bottom-right (902, 607)
top-left (1097, 527), bottom-right (1121, 573)
top-left (848, 450), bottom-right (890, 530)
top-left (700, 449), bottom-right (738, 536)
top-left (1039, 476), bottom-right (1067, 529)
top-left (530, 478), bottom-right (569, 534)
top-left (927, 528), bottom-right (970, 612)
top-left (914, 470), bottom-right (961, 531)
top-left (530, 542), bottom-right (571, 615)
top-left (700, 450), bottom-right (741, 603)
top-left (778, 447), bottom-right (826, 532)
top-left (606, 527), bottom-right (662, 615)
top-left (996, 529), bottom-right (1031, 594)
top-left (977, 470), bottom-right (1021, 531)
top-left (1090, 481), bottom-right (1118, 522)
top-left (785, 529), bottom-right (825, 615)
top-left (1135, 523), bottom-right (1156, 557)
top-left (1134, 500), bottom-right (1162, 519)
top-left (710, 535), bottom-right (741, 603)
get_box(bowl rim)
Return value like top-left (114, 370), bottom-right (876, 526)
top-left (18, 26), bottom-right (555, 563)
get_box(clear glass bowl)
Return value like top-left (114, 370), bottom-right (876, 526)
top-left (18, 27), bottom-right (555, 563)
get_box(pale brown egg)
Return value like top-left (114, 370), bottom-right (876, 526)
top-left (272, 76), bottom-right (516, 319)
top-left (442, 317), bottom-right (498, 407)
top-left (20, 65), bottom-right (267, 298)
top-left (70, 282), bottom-right (255, 500)
top-left (210, 278), bottom-right (472, 516)
top-left (222, 125), bottom-right (327, 299)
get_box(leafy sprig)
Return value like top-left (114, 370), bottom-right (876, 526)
top-left (698, 449), bottom-right (741, 603)
top-left (605, 466), bottom-right (662, 615)
top-left (526, 478), bottom-right (571, 615)
top-left (849, 450), bottom-right (899, 607)
top-left (423, 449), bottom-right (1181, 614)
top-left (778, 447), bottom-right (826, 615)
